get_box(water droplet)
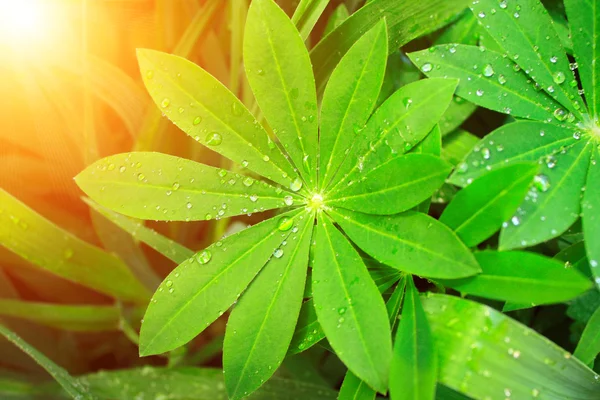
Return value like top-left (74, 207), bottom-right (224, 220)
top-left (478, 11), bottom-right (486, 18)
top-left (483, 64), bottom-right (494, 77)
top-left (284, 195), bottom-right (294, 206)
top-left (550, 56), bottom-right (558, 63)
top-left (421, 63), bottom-right (433, 73)
top-left (206, 132), bottom-right (223, 146)
top-left (172, 182), bottom-right (180, 191)
top-left (476, 89), bottom-right (484, 97)
top-left (161, 98), bottom-right (170, 108)
top-left (498, 74), bottom-right (507, 85)
top-left (499, 0), bottom-right (507, 8)
top-left (249, 194), bottom-right (258, 202)
top-left (166, 280), bottom-right (173, 288)
top-left (186, 202), bottom-right (193, 209)
top-left (553, 71), bottom-right (566, 84)
top-left (278, 216), bottom-right (293, 232)
top-left (546, 155), bottom-right (557, 168)
top-left (290, 178), bottom-right (303, 192)
top-left (553, 108), bottom-right (567, 121)
top-left (196, 250), bottom-right (212, 264)
top-left (481, 148), bottom-right (491, 160)
top-left (534, 174), bottom-right (550, 192)
top-left (137, 173), bottom-right (145, 181)
top-left (511, 216), bottom-right (521, 226)
top-left (242, 160), bottom-right (249, 168)
top-left (231, 102), bottom-right (243, 116)
top-left (263, 155), bottom-right (270, 162)
top-left (273, 248), bottom-right (284, 258)
top-left (205, 213), bottom-right (213, 220)
top-left (193, 116), bottom-right (202, 125)
top-left (243, 177), bottom-right (254, 187)
top-left (338, 307), bottom-right (347, 315)
top-left (146, 70), bottom-right (154, 79)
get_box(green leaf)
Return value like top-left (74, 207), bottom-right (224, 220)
top-left (83, 198), bottom-right (194, 264)
top-left (441, 129), bottom-right (479, 166)
top-left (0, 189), bottom-right (149, 303)
top-left (139, 209), bottom-right (302, 356)
top-left (423, 294), bottom-right (600, 400)
top-left (311, 0), bottom-right (470, 94)
top-left (76, 152), bottom-right (300, 222)
top-left (312, 215), bottom-right (392, 393)
top-left (409, 45), bottom-right (562, 121)
top-left (136, 49), bottom-right (298, 189)
top-left (564, 0), bottom-right (600, 117)
top-left (390, 276), bottom-right (437, 400)
top-left (328, 154), bottom-right (452, 215)
top-left (500, 140), bottom-right (593, 250)
top-left (438, 97), bottom-right (478, 137)
top-left (574, 305), bottom-right (600, 366)
top-left (470, 0), bottom-right (585, 118)
top-left (582, 146), bottom-right (600, 287)
top-left (330, 209), bottom-right (480, 279)
top-left (322, 4), bottom-right (349, 36)
top-left (435, 10), bottom-right (481, 46)
top-left (288, 298), bottom-right (323, 355)
top-left (291, 0), bottom-right (331, 40)
top-left (440, 163), bottom-right (539, 247)
top-left (0, 300), bottom-right (120, 332)
top-left (0, 324), bottom-right (97, 400)
top-left (438, 251), bottom-right (591, 304)
top-left (327, 78), bottom-right (458, 192)
top-left (77, 367), bottom-right (337, 400)
top-left (319, 20), bottom-right (388, 190)
top-left (555, 241), bottom-right (593, 279)
top-left (244, 0), bottom-right (318, 187)
top-left (223, 212), bottom-right (313, 399)
top-left (449, 121), bottom-right (579, 187)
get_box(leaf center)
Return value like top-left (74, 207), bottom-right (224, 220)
top-left (308, 193), bottom-right (325, 211)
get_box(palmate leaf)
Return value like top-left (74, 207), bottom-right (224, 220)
top-left (437, 251), bottom-right (591, 304)
top-left (390, 276), bottom-right (437, 400)
top-left (319, 20), bottom-right (388, 191)
top-left (139, 209), bottom-right (303, 356)
top-left (76, 152), bottom-right (302, 222)
top-left (326, 78), bottom-right (458, 192)
top-left (0, 189), bottom-right (149, 303)
top-left (408, 44), bottom-right (562, 121)
top-left (470, 0), bottom-right (586, 118)
top-left (223, 211), bottom-right (313, 399)
top-left (0, 300), bottom-right (120, 332)
top-left (245, 0), bottom-right (318, 187)
top-left (582, 147), bottom-right (600, 287)
top-left (330, 209), bottom-right (480, 279)
top-left (312, 215), bottom-right (392, 393)
top-left (440, 163), bottom-right (539, 247)
top-left (564, 0), bottom-right (600, 117)
top-left (0, 324), bottom-right (97, 400)
top-left (574, 304), bottom-right (600, 366)
top-left (137, 49), bottom-right (300, 190)
top-left (423, 294), bottom-right (600, 400)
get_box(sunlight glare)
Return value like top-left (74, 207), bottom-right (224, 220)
top-left (0, 0), bottom-right (50, 47)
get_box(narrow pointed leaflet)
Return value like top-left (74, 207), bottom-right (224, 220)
top-left (574, 304), bottom-right (600, 366)
top-left (582, 146), bottom-right (600, 287)
top-left (139, 209), bottom-right (302, 356)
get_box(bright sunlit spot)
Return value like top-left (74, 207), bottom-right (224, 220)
top-left (0, 0), bottom-right (54, 50)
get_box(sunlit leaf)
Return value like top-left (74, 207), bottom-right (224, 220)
top-left (390, 276), bottom-right (437, 400)
top-left (330, 209), bottom-right (480, 279)
top-left (137, 49), bottom-right (299, 189)
top-left (423, 294), bottom-right (600, 400)
top-left (440, 163), bottom-right (539, 247)
top-left (223, 212), bottom-right (313, 399)
top-left (291, 0), bottom-right (331, 40)
top-left (322, 4), bottom-right (349, 36)
top-left (312, 215), bottom-right (391, 393)
top-left (139, 209), bottom-right (302, 356)
top-left (76, 152), bottom-right (301, 221)
top-left (582, 147), bottom-right (600, 288)
top-left (245, 0), bottom-right (318, 187)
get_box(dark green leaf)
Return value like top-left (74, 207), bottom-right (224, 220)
top-left (322, 4), bottom-right (349, 37)
top-left (441, 129), bottom-right (479, 166)
top-left (291, 0), bottom-right (331, 40)
top-left (389, 276), bottom-right (437, 400)
top-left (440, 163), bottom-right (539, 247)
top-left (574, 305), bottom-right (600, 365)
top-left (330, 209), bottom-right (480, 279)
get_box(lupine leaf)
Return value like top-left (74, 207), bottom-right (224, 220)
top-left (244, 0), bottom-right (318, 187)
top-left (322, 4), bottom-right (349, 36)
top-left (500, 140), bottom-right (593, 250)
top-left (582, 146), bottom-right (600, 288)
top-left (0, 324), bottom-right (97, 400)
top-left (327, 78), bottom-right (457, 192)
top-left (223, 211), bottom-right (313, 399)
top-left (435, 10), bottom-right (480, 46)
top-left (76, 152), bottom-right (301, 221)
top-left (319, 20), bottom-right (388, 191)
top-left (139, 209), bottom-right (302, 356)
top-left (83, 198), bottom-right (194, 264)
top-left (437, 251), bottom-right (591, 304)
top-left (0, 300), bottom-right (120, 332)
top-left (328, 154), bottom-right (451, 215)
top-left (441, 129), bottom-right (479, 166)
top-left (423, 294), bottom-right (600, 400)
top-left (389, 276), bottom-right (437, 400)
top-left (311, 0), bottom-right (471, 94)
top-left (0, 189), bottom-right (149, 303)
top-left (312, 215), bottom-right (391, 393)
top-left (410, 126), bottom-right (442, 213)
top-left (470, 0), bottom-right (585, 118)
top-left (449, 121), bottom-right (579, 187)
top-left (409, 45), bottom-right (562, 121)
top-left (136, 48), bottom-right (299, 189)
top-left (291, 0), bottom-right (331, 40)
top-left (330, 209), bottom-right (480, 279)
top-left (438, 97), bottom-right (478, 137)
top-left (574, 304), bottom-right (600, 366)
top-left (564, 0), bottom-right (600, 117)
top-left (440, 163), bottom-right (539, 247)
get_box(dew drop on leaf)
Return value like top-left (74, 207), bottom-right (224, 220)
top-left (273, 248), bottom-right (284, 258)
top-left (533, 174), bottom-right (550, 192)
top-left (243, 177), bottom-right (254, 187)
top-left (161, 98), bottom-right (170, 108)
top-left (553, 71), bottom-right (566, 84)
top-left (206, 132), bottom-right (223, 146)
top-left (483, 64), bottom-right (494, 77)
top-left (421, 63), bottom-right (433, 73)
top-left (193, 116), bottom-right (202, 125)
top-left (284, 195), bottom-right (294, 206)
top-left (553, 108), bottom-right (567, 121)
top-left (290, 178), bottom-right (303, 192)
top-left (278, 216), bottom-right (293, 232)
top-left (196, 250), bottom-right (212, 265)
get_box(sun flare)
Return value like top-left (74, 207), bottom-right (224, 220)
top-left (0, 0), bottom-right (51, 47)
